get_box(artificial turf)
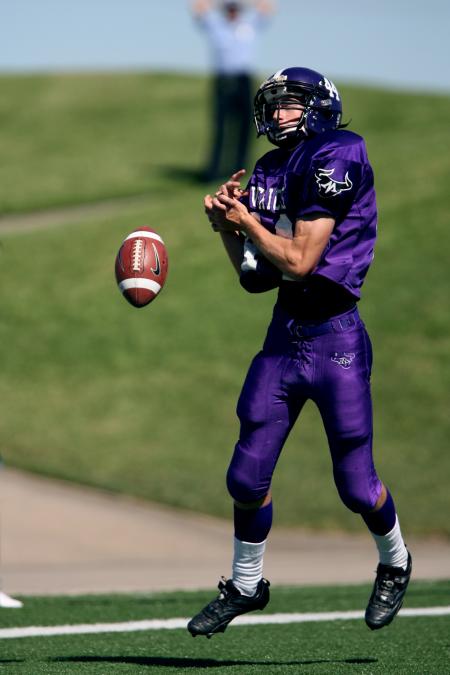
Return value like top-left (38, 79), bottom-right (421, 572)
top-left (0, 581), bottom-right (449, 674)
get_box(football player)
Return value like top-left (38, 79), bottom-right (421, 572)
top-left (188, 67), bottom-right (412, 638)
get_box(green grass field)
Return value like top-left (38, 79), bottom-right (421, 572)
top-left (0, 73), bottom-right (449, 534)
top-left (0, 581), bottom-right (449, 674)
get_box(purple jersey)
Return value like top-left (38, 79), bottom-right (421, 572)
top-left (240, 130), bottom-right (377, 316)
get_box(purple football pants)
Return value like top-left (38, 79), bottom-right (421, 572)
top-left (227, 305), bottom-right (382, 513)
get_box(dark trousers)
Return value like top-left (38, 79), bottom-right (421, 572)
top-left (205, 73), bottom-right (253, 181)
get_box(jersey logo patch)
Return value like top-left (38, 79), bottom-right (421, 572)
top-left (331, 352), bottom-right (355, 369)
top-left (315, 168), bottom-right (353, 198)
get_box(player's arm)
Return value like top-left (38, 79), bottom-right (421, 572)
top-left (216, 190), bottom-right (334, 278)
top-left (246, 212), bottom-right (335, 278)
top-left (204, 190), bottom-right (245, 276)
top-left (204, 170), bottom-right (248, 276)
top-left (219, 231), bottom-right (245, 275)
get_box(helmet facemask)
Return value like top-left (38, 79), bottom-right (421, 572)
top-left (255, 85), bottom-right (312, 147)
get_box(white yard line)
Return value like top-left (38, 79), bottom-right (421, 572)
top-left (1, 606), bottom-right (449, 640)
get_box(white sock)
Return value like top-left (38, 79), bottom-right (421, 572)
top-left (232, 537), bottom-right (266, 596)
top-left (370, 516), bottom-right (409, 569)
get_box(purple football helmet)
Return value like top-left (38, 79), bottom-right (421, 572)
top-left (254, 67), bottom-right (343, 146)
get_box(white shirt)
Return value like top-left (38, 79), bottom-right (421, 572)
top-left (195, 9), bottom-right (269, 74)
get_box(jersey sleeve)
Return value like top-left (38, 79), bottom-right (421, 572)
top-left (295, 154), bottom-right (364, 221)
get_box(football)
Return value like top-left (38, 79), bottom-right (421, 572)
top-left (115, 226), bottom-right (169, 308)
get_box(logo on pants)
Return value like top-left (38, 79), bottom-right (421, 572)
top-left (331, 352), bottom-right (355, 369)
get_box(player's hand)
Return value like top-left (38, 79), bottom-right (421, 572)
top-left (223, 169), bottom-right (247, 198)
top-left (215, 185), bottom-right (250, 228)
top-left (205, 169), bottom-right (247, 232)
top-left (204, 193), bottom-right (226, 231)
top-left (211, 169), bottom-right (247, 209)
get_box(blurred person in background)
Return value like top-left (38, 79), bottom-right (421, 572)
top-left (187, 66), bottom-right (412, 638)
top-left (191, 0), bottom-right (275, 181)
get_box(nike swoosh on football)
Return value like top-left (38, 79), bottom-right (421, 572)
top-left (150, 243), bottom-right (161, 276)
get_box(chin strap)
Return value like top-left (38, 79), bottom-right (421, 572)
top-left (269, 123), bottom-right (308, 148)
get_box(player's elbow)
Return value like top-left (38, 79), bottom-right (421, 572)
top-left (283, 256), bottom-right (315, 279)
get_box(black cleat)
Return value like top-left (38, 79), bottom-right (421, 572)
top-left (187, 576), bottom-right (270, 638)
top-left (365, 551), bottom-right (412, 630)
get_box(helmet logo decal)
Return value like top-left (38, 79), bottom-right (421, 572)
top-left (269, 70), bottom-right (288, 83)
top-left (315, 168), bottom-right (353, 197)
top-left (320, 77), bottom-right (340, 101)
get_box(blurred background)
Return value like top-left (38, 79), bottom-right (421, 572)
top-left (0, 0), bottom-right (449, 541)
top-left (3, 0), bottom-right (450, 91)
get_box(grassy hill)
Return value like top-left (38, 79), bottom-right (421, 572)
top-left (0, 72), bottom-right (449, 535)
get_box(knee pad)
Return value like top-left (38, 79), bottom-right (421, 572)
top-left (338, 488), bottom-right (376, 514)
top-left (226, 463), bottom-right (268, 504)
top-left (331, 433), bottom-right (381, 513)
top-left (334, 469), bottom-right (381, 514)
